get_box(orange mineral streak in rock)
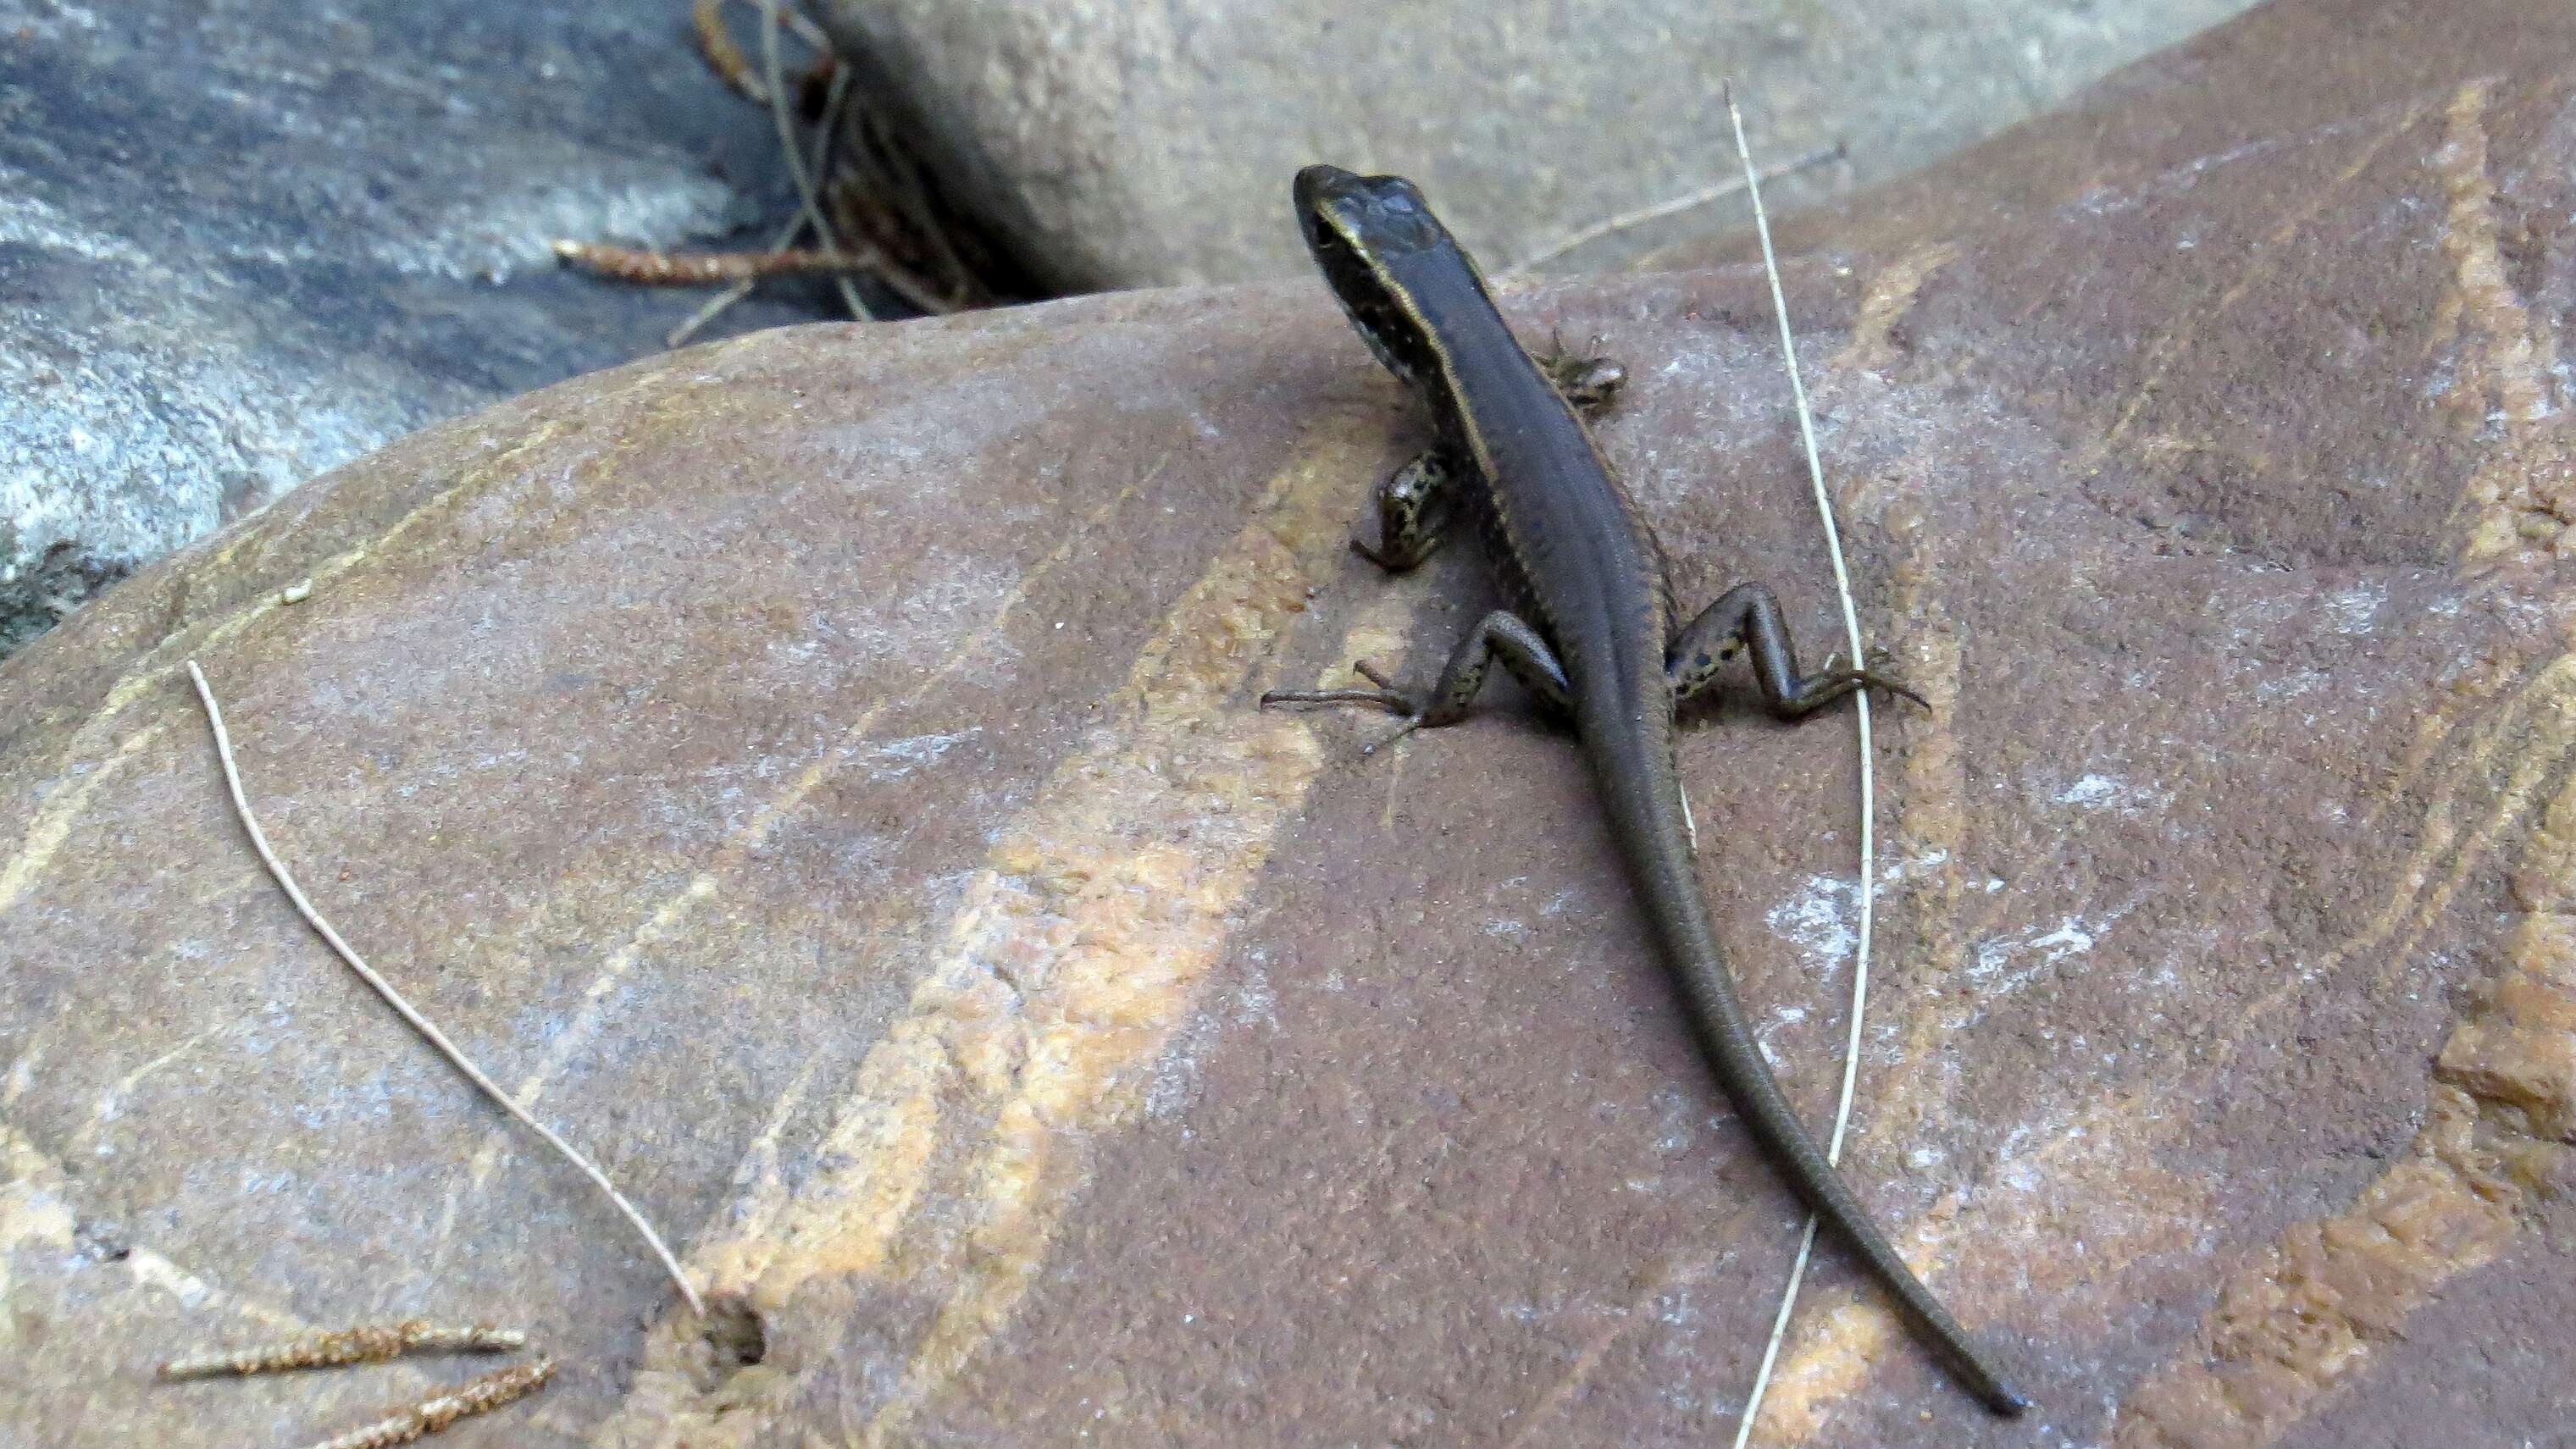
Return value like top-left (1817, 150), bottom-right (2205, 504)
top-left (588, 425), bottom-right (1393, 1448)
top-left (2115, 758), bottom-right (2576, 1448)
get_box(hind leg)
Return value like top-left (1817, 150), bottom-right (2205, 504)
top-left (1665, 583), bottom-right (1925, 716)
top-left (1262, 610), bottom-right (1569, 754)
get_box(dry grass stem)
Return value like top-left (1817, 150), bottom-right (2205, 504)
top-left (159, 1321), bottom-right (525, 1380)
top-left (296, 1359), bottom-right (556, 1449)
top-left (184, 661), bottom-right (704, 1319)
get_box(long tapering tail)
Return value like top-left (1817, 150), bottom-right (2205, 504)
top-left (1596, 733), bottom-right (2030, 1414)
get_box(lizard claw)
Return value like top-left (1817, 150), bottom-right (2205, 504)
top-left (1809, 650), bottom-right (1930, 711)
top-left (1855, 646), bottom-right (1931, 710)
top-left (1853, 670), bottom-right (1931, 711)
top-left (1261, 661), bottom-right (1427, 755)
top-left (1357, 716), bottom-right (1426, 756)
top-left (1260, 661), bottom-right (1419, 716)
top-left (1350, 661), bottom-right (1404, 692)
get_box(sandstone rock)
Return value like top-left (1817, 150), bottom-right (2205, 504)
top-left (7, 1), bottom-right (2576, 1445)
top-left (804, 0), bottom-right (2257, 292)
top-left (0, 0), bottom-right (816, 661)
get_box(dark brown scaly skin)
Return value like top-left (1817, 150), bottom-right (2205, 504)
top-left (1263, 163), bottom-right (2030, 1416)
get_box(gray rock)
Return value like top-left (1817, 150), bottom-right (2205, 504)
top-left (805, 0), bottom-right (2259, 292)
top-left (0, 0), bottom-right (819, 659)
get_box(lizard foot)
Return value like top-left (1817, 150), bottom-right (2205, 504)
top-left (1260, 661), bottom-right (1426, 755)
top-left (1817, 649), bottom-right (1931, 711)
top-left (1534, 331), bottom-right (1627, 418)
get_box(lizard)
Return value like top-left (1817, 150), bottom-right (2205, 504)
top-left (1260, 163), bottom-right (2031, 1416)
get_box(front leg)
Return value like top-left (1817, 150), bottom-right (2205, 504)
top-left (1534, 334), bottom-right (1627, 420)
top-left (1351, 451), bottom-right (1457, 571)
top-left (1261, 610), bottom-right (1569, 753)
top-left (1666, 583), bottom-right (1926, 717)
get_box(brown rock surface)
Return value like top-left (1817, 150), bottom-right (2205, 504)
top-left (6, 1), bottom-right (2576, 1445)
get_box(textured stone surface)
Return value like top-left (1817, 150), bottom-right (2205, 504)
top-left (0, 0), bottom-right (817, 660)
top-left (805, 0), bottom-right (2258, 292)
top-left (8, 0), bottom-right (2576, 1445)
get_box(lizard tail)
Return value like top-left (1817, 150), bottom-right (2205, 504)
top-left (1603, 754), bottom-right (2032, 1415)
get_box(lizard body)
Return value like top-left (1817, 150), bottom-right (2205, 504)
top-left (1264, 163), bottom-right (2030, 1416)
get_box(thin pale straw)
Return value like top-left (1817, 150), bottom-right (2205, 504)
top-left (184, 661), bottom-right (704, 1318)
top-left (1720, 85), bottom-right (1881, 1449)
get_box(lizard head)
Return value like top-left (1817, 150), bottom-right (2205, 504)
top-left (1292, 164), bottom-right (1462, 388)
top-left (1294, 164), bottom-right (1448, 259)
